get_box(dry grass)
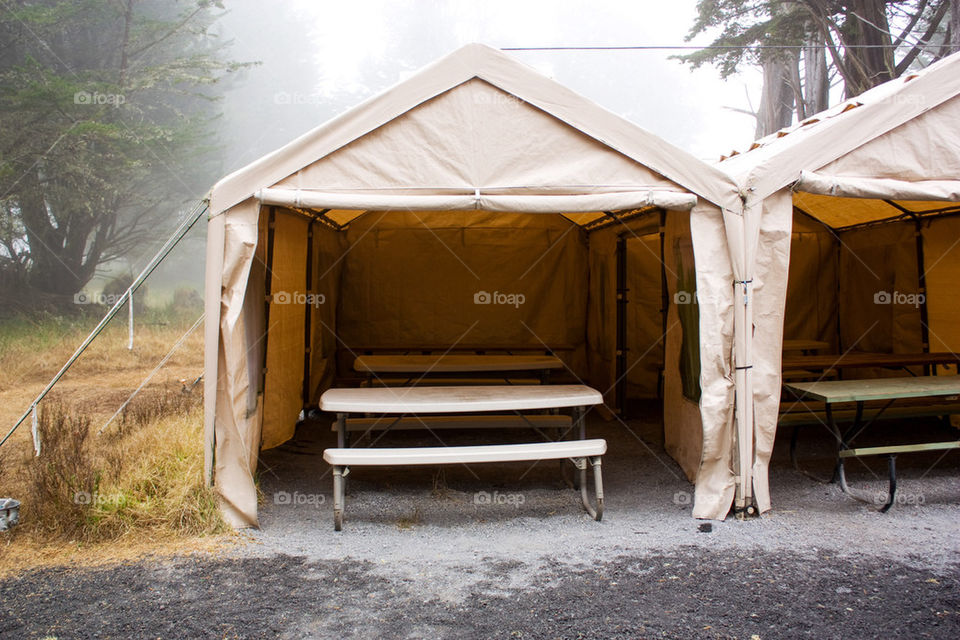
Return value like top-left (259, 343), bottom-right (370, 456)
top-left (0, 308), bottom-right (230, 572)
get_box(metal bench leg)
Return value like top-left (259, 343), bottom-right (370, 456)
top-left (574, 456), bottom-right (604, 521)
top-left (332, 465), bottom-right (347, 531)
top-left (880, 454), bottom-right (897, 514)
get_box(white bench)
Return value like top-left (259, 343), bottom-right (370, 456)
top-left (323, 439), bottom-right (606, 530)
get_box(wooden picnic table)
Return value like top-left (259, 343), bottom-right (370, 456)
top-left (782, 339), bottom-right (831, 354)
top-left (781, 351), bottom-right (960, 374)
top-left (783, 376), bottom-right (960, 511)
top-left (354, 354), bottom-right (564, 385)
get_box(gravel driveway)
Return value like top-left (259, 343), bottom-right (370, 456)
top-left (2, 406), bottom-right (958, 638)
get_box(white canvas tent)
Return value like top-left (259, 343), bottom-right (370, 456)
top-left (718, 50), bottom-right (960, 514)
top-left (203, 43), bottom-right (748, 527)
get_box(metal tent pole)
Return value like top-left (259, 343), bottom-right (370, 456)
top-left (0, 199), bottom-right (209, 450)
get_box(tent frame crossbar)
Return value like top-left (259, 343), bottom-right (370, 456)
top-left (585, 206), bottom-right (659, 232)
top-left (0, 199), bottom-right (210, 451)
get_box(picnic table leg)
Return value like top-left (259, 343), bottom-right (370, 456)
top-left (575, 456), bottom-right (604, 521)
top-left (570, 406), bottom-right (586, 489)
top-left (880, 455), bottom-right (898, 513)
top-left (834, 401), bottom-right (863, 492)
top-left (332, 465), bottom-right (346, 531)
top-left (336, 413), bottom-right (347, 449)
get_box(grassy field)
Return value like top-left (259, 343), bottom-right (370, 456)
top-left (0, 305), bottom-right (229, 571)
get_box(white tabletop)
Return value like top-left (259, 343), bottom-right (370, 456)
top-left (320, 384), bottom-right (602, 414)
top-left (353, 354), bottom-right (564, 373)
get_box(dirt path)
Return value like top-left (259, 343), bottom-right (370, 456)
top-left (1, 547), bottom-right (957, 639)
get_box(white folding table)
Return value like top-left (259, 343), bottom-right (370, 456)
top-left (319, 384), bottom-right (605, 529)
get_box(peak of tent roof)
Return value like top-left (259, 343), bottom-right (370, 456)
top-left (210, 42), bottom-right (740, 215)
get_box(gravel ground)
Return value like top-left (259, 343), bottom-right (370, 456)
top-left (2, 404), bottom-right (959, 638)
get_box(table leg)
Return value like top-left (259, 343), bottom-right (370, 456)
top-left (575, 405), bottom-right (586, 441)
top-left (880, 455), bottom-right (898, 513)
top-left (834, 401), bottom-right (862, 494)
top-left (336, 412), bottom-right (346, 449)
top-left (332, 465), bottom-right (345, 531)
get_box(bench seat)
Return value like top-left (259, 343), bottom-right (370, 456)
top-left (324, 439), bottom-right (606, 530)
top-left (323, 438), bottom-right (606, 466)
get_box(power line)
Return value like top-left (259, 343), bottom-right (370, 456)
top-left (502, 44), bottom-right (933, 51)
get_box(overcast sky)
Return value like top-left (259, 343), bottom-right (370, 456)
top-left (216, 0), bottom-right (762, 170)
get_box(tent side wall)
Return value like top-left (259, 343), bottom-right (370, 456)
top-left (924, 215), bottom-right (960, 356)
top-left (783, 212), bottom-right (839, 351)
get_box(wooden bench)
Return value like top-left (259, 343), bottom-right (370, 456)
top-left (837, 441), bottom-right (960, 512)
top-left (323, 439), bottom-right (606, 530)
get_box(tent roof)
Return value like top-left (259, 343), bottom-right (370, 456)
top-left (719, 50), bottom-right (960, 211)
top-left (209, 43), bottom-right (741, 221)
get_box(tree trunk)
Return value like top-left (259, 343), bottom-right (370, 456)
top-left (841, 0), bottom-right (896, 97)
top-left (755, 55), bottom-right (797, 138)
top-left (951, 0), bottom-right (960, 53)
top-left (803, 35), bottom-right (830, 115)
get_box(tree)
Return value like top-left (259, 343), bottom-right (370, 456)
top-left (680, 1), bottom-right (953, 137)
top-left (0, 0), bottom-right (247, 308)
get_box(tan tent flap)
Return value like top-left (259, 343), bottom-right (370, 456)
top-left (794, 171), bottom-right (960, 203)
top-left (256, 187), bottom-right (697, 215)
top-left (261, 212), bottom-right (309, 450)
top-left (666, 205), bottom-right (722, 509)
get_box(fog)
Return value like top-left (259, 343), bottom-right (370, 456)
top-left (116, 0), bottom-right (761, 301)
